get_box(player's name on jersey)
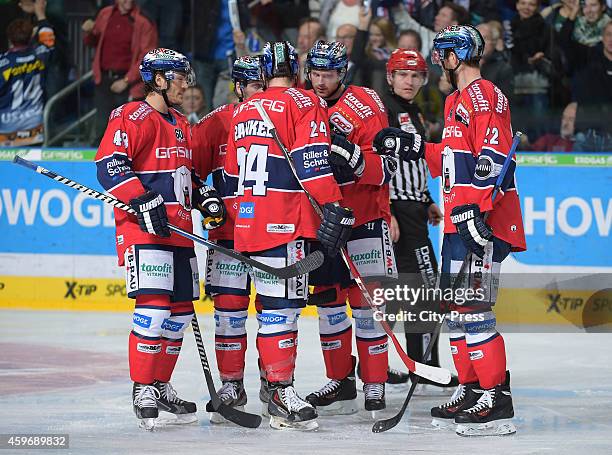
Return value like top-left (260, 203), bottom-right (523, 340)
top-left (0, 148), bottom-right (97, 162)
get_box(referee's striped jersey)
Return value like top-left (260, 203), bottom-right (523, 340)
top-left (390, 157), bottom-right (431, 203)
top-left (382, 91), bottom-right (432, 204)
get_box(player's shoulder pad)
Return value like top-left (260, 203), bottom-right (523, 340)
top-left (196, 103), bottom-right (233, 126)
top-left (463, 79), bottom-right (508, 116)
top-left (118, 101), bottom-right (155, 124)
top-left (351, 85), bottom-right (386, 114)
top-left (284, 87), bottom-right (320, 111)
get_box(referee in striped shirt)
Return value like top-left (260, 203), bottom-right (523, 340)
top-left (380, 49), bottom-right (456, 388)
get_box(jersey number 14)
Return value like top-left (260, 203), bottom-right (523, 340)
top-left (236, 144), bottom-right (269, 196)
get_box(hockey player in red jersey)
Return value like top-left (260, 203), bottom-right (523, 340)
top-left (374, 25), bottom-right (526, 436)
top-left (224, 41), bottom-right (353, 430)
top-left (191, 55), bottom-right (265, 422)
top-left (95, 48), bottom-right (226, 430)
top-left (303, 40), bottom-right (399, 415)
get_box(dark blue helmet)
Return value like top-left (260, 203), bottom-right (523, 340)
top-left (432, 25), bottom-right (484, 65)
top-left (231, 55), bottom-right (264, 84)
top-left (261, 41), bottom-right (299, 79)
top-left (306, 40), bottom-right (348, 73)
top-left (139, 48), bottom-right (195, 86)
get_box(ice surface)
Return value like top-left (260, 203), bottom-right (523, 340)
top-left (1, 310), bottom-right (611, 455)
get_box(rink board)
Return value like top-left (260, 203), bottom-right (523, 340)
top-left (1, 149), bottom-right (611, 327)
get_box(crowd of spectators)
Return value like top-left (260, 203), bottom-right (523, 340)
top-left (0, 0), bottom-right (610, 151)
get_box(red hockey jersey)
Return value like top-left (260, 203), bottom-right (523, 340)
top-left (327, 85), bottom-right (391, 226)
top-left (424, 79), bottom-right (526, 252)
top-left (95, 101), bottom-right (195, 264)
top-left (192, 103), bottom-right (235, 241)
top-left (224, 86), bottom-right (343, 252)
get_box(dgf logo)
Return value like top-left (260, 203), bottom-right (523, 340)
top-left (238, 202), bottom-right (255, 218)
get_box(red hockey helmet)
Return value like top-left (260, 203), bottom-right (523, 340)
top-left (386, 49), bottom-right (428, 80)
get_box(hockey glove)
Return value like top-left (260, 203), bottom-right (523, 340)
top-left (450, 204), bottom-right (493, 259)
top-left (194, 185), bottom-right (226, 230)
top-left (373, 127), bottom-right (424, 162)
top-left (329, 134), bottom-right (365, 179)
top-left (129, 191), bottom-right (171, 238)
top-left (317, 203), bottom-right (355, 257)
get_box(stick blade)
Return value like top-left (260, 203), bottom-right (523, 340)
top-left (215, 403), bottom-right (262, 428)
top-left (273, 250), bottom-right (325, 279)
top-left (414, 362), bottom-right (451, 385)
top-left (372, 415), bottom-right (401, 433)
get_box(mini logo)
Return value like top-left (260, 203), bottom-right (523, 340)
top-left (175, 128), bottom-right (185, 142)
top-left (329, 111), bottom-right (354, 134)
top-left (475, 155), bottom-right (494, 180)
top-left (238, 202), bottom-right (255, 218)
top-left (450, 345), bottom-right (458, 355)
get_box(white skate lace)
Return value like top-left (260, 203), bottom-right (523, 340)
top-left (363, 383), bottom-right (384, 400)
top-left (218, 381), bottom-right (241, 401)
top-left (134, 384), bottom-right (160, 408)
top-left (158, 381), bottom-right (182, 404)
top-left (312, 379), bottom-right (341, 397)
top-left (463, 389), bottom-right (494, 414)
top-left (281, 386), bottom-right (311, 412)
top-left (440, 384), bottom-right (466, 409)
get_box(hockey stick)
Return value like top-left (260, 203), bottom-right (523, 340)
top-left (253, 100), bottom-right (451, 385)
top-left (191, 313), bottom-right (262, 428)
top-left (12, 156), bottom-right (323, 279)
top-left (372, 131), bottom-right (523, 433)
top-left (11, 156), bottom-right (262, 427)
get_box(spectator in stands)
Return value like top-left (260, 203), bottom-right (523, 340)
top-left (250, 0), bottom-right (310, 42)
top-left (397, 29), bottom-right (422, 52)
top-left (391, 1), bottom-right (469, 57)
top-left (297, 17), bottom-right (325, 85)
top-left (573, 21), bottom-right (612, 151)
top-left (83, 0), bottom-right (157, 142)
top-left (542, 0), bottom-right (574, 34)
top-left (321, 0), bottom-right (361, 42)
top-left (0, 2), bottom-right (54, 147)
top-left (477, 21), bottom-right (514, 98)
top-left (510, 0), bottom-right (553, 137)
top-left (190, 0), bottom-right (234, 113)
top-left (140, 0), bottom-right (184, 51)
top-left (560, 0), bottom-right (611, 73)
top-left (527, 102), bottom-right (577, 151)
top-left (467, 0), bottom-right (501, 24)
top-left (334, 23), bottom-right (358, 84)
top-left (181, 85), bottom-right (206, 124)
top-left (352, 8), bottom-right (397, 94)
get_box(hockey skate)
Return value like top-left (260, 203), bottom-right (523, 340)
top-left (386, 367), bottom-right (410, 385)
top-left (455, 372), bottom-right (516, 437)
top-left (260, 376), bottom-right (271, 417)
top-left (268, 384), bottom-right (318, 431)
top-left (206, 380), bottom-right (247, 424)
top-left (430, 381), bottom-right (482, 429)
top-left (306, 359), bottom-right (357, 415)
top-left (153, 380), bottom-right (197, 425)
top-left (133, 382), bottom-right (160, 431)
top-left (363, 383), bottom-right (385, 418)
